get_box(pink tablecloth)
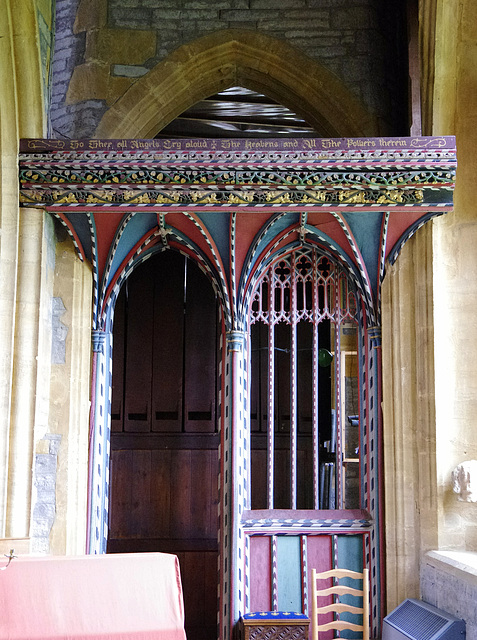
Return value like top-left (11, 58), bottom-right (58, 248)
top-left (0, 552), bottom-right (186, 640)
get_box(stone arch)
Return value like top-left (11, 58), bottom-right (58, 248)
top-left (95, 29), bottom-right (379, 139)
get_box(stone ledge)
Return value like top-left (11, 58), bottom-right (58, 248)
top-left (425, 550), bottom-right (477, 586)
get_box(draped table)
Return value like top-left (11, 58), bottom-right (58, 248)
top-left (0, 552), bottom-right (186, 640)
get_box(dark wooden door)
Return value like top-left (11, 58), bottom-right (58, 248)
top-left (108, 251), bottom-right (219, 640)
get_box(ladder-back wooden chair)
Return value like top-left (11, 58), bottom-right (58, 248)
top-left (311, 567), bottom-right (369, 640)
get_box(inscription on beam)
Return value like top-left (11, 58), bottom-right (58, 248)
top-left (20, 136), bottom-right (455, 154)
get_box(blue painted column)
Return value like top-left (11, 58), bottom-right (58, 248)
top-left (87, 329), bottom-right (112, 555)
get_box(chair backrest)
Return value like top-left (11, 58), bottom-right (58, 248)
top-left (311, 567), bottom-right (369, 640)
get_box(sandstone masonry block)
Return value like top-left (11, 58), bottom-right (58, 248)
top-left (66, 62), bottom-right (133, 105)
top-left (86, 28), bottom-right (157, 65)
top-left (36, 439), bottom-right (50, 455)
top-left (66, 62), bottom-right (109, 103)
top-left (74, 0), bottom-right (107, 33)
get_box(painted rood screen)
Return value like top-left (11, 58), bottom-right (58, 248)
top-left (19, 135), bottom-right (456, 212)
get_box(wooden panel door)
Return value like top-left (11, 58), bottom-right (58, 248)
top-left (124, 264), bottom-right (154, 432)
top-left (108, 251), bottom-right (219, 640)
top-left (152, 252), bottom-right (184, 433)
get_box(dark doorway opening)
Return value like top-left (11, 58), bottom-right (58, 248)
top-left (108, 250), bottom-right (220, 640)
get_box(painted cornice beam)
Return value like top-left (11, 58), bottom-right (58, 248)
top-left (19, 136), bottom-right (455, 213)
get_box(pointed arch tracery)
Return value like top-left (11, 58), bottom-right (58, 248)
top-left (239, 218), bottom-right (374, 333)
top-left (100, 223), bottom-right (233, 333)
top-left (245, 242), bottom-right (364, 508)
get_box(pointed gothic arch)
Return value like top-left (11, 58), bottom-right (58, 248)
top-left (95, 29), bottom-right (379, 139)
top-left (243, 240), bottom-right (366, 511)
top-left (100, 226), bottom-right (233, 335)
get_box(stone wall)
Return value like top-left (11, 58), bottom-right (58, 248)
top-left (50, 0), bottom-right (408, 138)
top-left (50, 0), bottom-right (105, 138)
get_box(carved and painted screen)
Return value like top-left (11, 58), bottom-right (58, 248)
top-left (249, 247), bottom-right (360, 510)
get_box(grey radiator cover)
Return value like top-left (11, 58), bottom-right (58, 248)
top-left (382, 599), bottom-right (465, 640)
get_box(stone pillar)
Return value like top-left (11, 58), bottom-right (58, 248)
top-left (0, 111), bottom-right (19, 538)
top-left (381, 224), bottom-right (438, 612)
top-left (0, 0), bottom-right (45, 538)
top-left (6, 209), bottom-right (45, 538)
top-left (430, 0), bottom-right (477, 552)
top-left (48, 234), bottom-right (92, 556)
